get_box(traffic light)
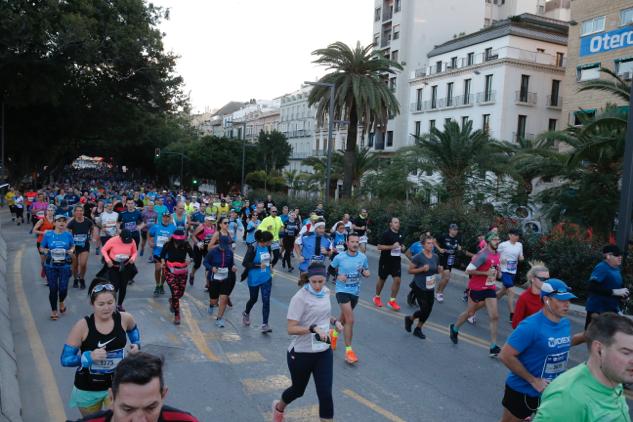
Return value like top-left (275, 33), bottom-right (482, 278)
top-left (154, 148), bottom-right (160, 158)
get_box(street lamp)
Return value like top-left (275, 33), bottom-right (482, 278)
top-left (305, 81), bottom-right (335, 205)
top-left (616, 81), bottom-right (633, 254)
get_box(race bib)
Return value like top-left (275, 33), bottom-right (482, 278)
top-left (214, 267), bottom-right (229, 281)
top-left (506, 260), bottom-right (518, 272)
top-left (51, 248), bottom-right (67, 262)
top-left (36, 210), bottom-right (45, 218)
top-left (359, 235), bottom-right (368, 244)
top-left (271, 241), bottom-right (280, 251)
top-left (311, 324), bottom-right (330, 352)
top-left (447, 254), bottom-right (455, 266)
top-left (90, 348), bottom-right (125, 374)
top-left (124, 221), bottom-right (137, 231)
top-left (345, 271), bottom-right (360, 287)
top-left (260, 252), bottom-right (271, 267)
top-left (485, 277), bottom-right (496, 287)
top-left (390, 247), bottom-right (401, 257)
top-left (425, 274), bottom-right (437, 289)
top-left (114, 254), bottom-right (129, 262)
top-left (310, 255), bottom-right (325, 265)
top-left (105, 224), bottom-right (116, 236)
top-left (156, 235), bottom-right (168, 248)
top-left (335, 244), bottom-right (345, 253)
top-left (73, 234), bottom-right (88, 247)
top-left (541, 351), bottom-right (568, 381)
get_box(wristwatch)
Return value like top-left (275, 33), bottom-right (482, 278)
top-left (309, 324), bottom-right (317, 333)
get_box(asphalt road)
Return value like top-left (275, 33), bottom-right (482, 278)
top-left (2, 212), bottom-right (614, 422)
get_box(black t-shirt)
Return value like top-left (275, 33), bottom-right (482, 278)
top-left (67, 218), bottom-right (94, 248)
top-left (353, 216), bottom-right (368, 236)
top-left (160, 241), bottom-right (194, 262)
top-left (379, 229), bottom-right (404, 259)
top-left (437, 234), bottom-right (460, 257)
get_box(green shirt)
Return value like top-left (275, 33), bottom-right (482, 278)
top-left (258, 216), bottom-right (284, 242)
top-left (534, 363), bottom-right (631, 422)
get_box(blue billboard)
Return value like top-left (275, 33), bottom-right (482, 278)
top-left (580, 26), bottom-right (633, 57)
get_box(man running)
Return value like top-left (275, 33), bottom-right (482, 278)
top-left (67, 205), bottom-right (94, 289)
top-left (97, 201), bottom-right (119, 246)
top-left (449, 231), bottom-right (502, 357)
top-left (498, 279), bottom-right (575, 422)
top-left (374, 217), bottom-right (405, 311)
top-left (351, 209), bottom-right (369, 253)
top-left (148, 212), bottom-right (177, 295)
top-left (118, 198), bottom-right (144, 248)
top-left (329, 232), bottom-right (370, 364)
top-left (434, 223), bottom-right (461, 303)
top-left (140, 202), bottom-right (157, 258)
top-left (258, 206), bottom-right (284, 268)
top-left (496, 228), bottom-right (524, 323)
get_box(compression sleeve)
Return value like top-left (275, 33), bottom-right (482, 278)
top-left (126, 325), bottom-right (141, 348)
top-left (81, 351), bottom-right (93, 368)
top-left (60, 344), bottom-right (81, 367)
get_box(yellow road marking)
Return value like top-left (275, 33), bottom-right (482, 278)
top-left (242, 374), bottom-right (291, 394)
top-left (12, 248), bottom-right (67, 421)
top-left (226, 351), bottom-right (266, 364)
top-left (343, 389), bottom-right (406, 422)
top-left (180, 301), bottom-right (221, 362)
top-left (264, 404), bottom-right (319, 421)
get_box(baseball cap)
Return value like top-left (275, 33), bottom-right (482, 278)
top-left (54, 214), bottom-right (67, 221)
top-left (603, 244), bottom-right (622, 257)
top-left (161, 211), bottom-right (172, 217)
top-left (449, 223), bottom-right (459, 230)
top-left (120, 229), bottom-right (133, 244)
top-left (204, 215), bottom-right (215, 221)
top-left (172, 229), bottom-right (186, 240)
top-left (540, 278), bottom-right (576, 301)
top-left (485, 231), bottom-right (500, 242)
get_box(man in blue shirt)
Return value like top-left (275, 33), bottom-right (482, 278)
top-left (148, 212), bottom-right (176, 295)
top-left (117, 199), bottom-right (144, 247)
top-left (498, 279), bottom-right (575, 422)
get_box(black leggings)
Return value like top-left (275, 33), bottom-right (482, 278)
top-left (282, 237), bottom-right (295, 268)
top-left (412, 286), bottom-right (435, 325)
top-left (272, 248), bottom-right (280, 268)
top-left (107, 267), bottom-right (131, 307)
top-left (282, 348), bottom-right (333, 419)
top-left (192, 244), bottom-right (207, 269)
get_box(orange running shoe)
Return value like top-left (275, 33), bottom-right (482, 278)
top-left (387, 299), bottom-right (401, 311)
top-left (345, 349), bottom-right (359, 364)
top-left (372, 296), bottom-right (383, 307)
top-left (330, 329), bottom-right (338, 350)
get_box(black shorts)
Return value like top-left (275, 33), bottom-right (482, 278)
top-left (469, 289), bottom-right (496, 303)
top-left (74, 245), bottom-right (90, 255)
top-left (336, 292), bottom-right (358, 309)
top-left (502, 384), bottom-right (539, 420)
top-left (153, 255), bottom-right (162, 263)
top-left (439, 254), bottom-right (456, 271)
top-left (141, 230), bottom-right (148, 240)
top-left (378, 257), bottom-right (401, 279)
top-left (209, 279), bottom-right (231, 300)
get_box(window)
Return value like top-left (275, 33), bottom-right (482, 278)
top-left (375, 7), bottom-right (381, 21)
top-left (577, 63), bottom-right (601, 81)
top-left (537, 48), bottom-right (545, 53)
top-left (446, 82), bottom-right (454, 106)
top-left (436, 61), bottom-right (442, 73)
top-left (414, 121), bottom-right (421, 137)
top-left (616, 58), bottom-right (633, 76)
top-left (389, 77), bottom-right (397, 91)
top-left (467, 52), bottom-right (474, 66)
top-left (429, 120), bottom-right (436, 130)
top-left (484, 74), bottom-right (493, 101)
top-left (431, 85), bottom-right (438, 109)
top-left (516, 115), bottom-right (527, 140)
top-left (444, 118), bottom-right (452, 127)
top-left (391, 50), bottom-right (399, 62)
top-left (463, 79), bottom-right (471, 104)
top-left (416, 88), bottom-right (423, 110)
top-left (556, 52), bottom-right (565, 67)
top-left (550, 80), bottom-right (560, 106)
top-left (461, 116), bottom-right (469, 127)
top-left (368, 132), bottom-right (375, 147)
top-left (485, 47), bottom-right (497, 61)
top-left (519, 74), bottom-right (530, 102)
top-left (573, 110), bottom-right (596, 126)
top-left (450, 57), bottom-right (458, 68)
top-left (393, 29), bottom-right (400, 40)
top-left (548, 119), bottom-right (557, 132)
top-left (395, 0), bottom-right (401, 13)
top-left (482, 114), bottom-right (490, 134)
top-left (581, 16), bottom-right (605, 36)
top-left (622, 8), bottom-right (633, 26)
top-left (387, 131), bottom-right (394, 147)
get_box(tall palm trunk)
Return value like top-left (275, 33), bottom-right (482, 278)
top-left (342, 106), bottom-right (358, 198)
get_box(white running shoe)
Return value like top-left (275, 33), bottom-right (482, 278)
top-left (467, 315), bottom-right (476, 324)
top-left (435, 293), bottom-right (444, 303)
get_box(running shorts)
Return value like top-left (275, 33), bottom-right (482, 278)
top-left (439, 254), bottom-right (456, 271)
top-left (501, 272), bottom-right (516, 288)
top-left (502, 384), bottom-right (539, 420)
top-left (469, 289), bottom-right (496, 303)
top-left (74, 244), bottom-right (90, 255)
top-left (378, 256), bottom-right (401, 279)
top-left (335, 292), bottom-right (359, 309)
top-left (209, 279), bottom-right (231, 300)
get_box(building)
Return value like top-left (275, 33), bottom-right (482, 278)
top-left (561, 0), bottom-right (633, 125)
top-left (223, 99), bottom-right (280, 141)
top-left (279, 87), bottom-right (318, 172)
top-left (408, 13), bottom-right (568, 143)
top-left (371, 0), bottom-right (570, 150)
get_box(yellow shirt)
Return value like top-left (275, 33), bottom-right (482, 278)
top-left (218, 204), bottom-right (230, 217)
top-left (258, 216), bottom-right (284, 242)
top-left (184, 203), bottom-right (196, 215)
top-left (4, 192), bottom-right (14, 206)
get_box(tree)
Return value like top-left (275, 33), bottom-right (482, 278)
top-left (362, 154), bottom-right (415, 200)
top-left (256, 130), bottom-right (292, 172)
top-left (308, 41), bottom-right (402, 198)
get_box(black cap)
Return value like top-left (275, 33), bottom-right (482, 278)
top-left (120, 229), bottom-right (133, 244)
top-left (603, 244), bottom-right (622, 256)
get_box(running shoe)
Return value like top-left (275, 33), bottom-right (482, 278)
top-left (467, 315), bottom-right (476, 325)
top-left (139, 249), bottom-right (144, 257)
top-left (79, 279), bottom-right (86, 290)
top-left (271, 400), bottom-right (284, 422)
top-left (40, 267), bottom-right (46, 279)
top-left (148, 256), bottom-right (154, 263)
top-left (153, 286), bottom-right (160, 296)
top-left (407, 289), bottom-right (415, 307)
top-left (169, 298), bottom-right (175, 314)
top-left (387, 299), bottom-right (400, 311)
top-left (208, 305), bottom-right (214, 315)
top-left (227, 297), bottom-right (233, 308)
top-left (174, 314), bottom-right (181, 325)
top-left (242, 312), bottom-right (250, 326)
top-left (489, 345), bottom-right (501, 357)
top-left (436, 293), bottom-right (444, 303)
top-left (128, 279), bottom-right (134, 285)
top-left (413, 327), bottom-right (426, 339)
top-left (59, 302), bottom-right (67, 314)
top-left (329, 329), bottom-right (338, 350)
top-left (288, 266), bottom-right (294, 273)
top-left (449, 323), bottom-right (459, 344)
top-left (372, 296), bottom-right (383, 308)
top-left (404, 316), bottom-right (413, 333)
top-left (215, 317), bottom-right (225, 328)
top-left (345, 349), bottom-right (359, 364)
top-left (261, 324), bottom-right (272, 333)
top-left (72, 278), bottom-right (79, 288)
top-left (462, 289), bottom-right (469, 303)
top-left (189, 274), bottom-right (194, 286)
top-left (158, 285), bottom-right (165, 295)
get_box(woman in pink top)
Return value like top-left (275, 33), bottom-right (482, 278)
top-left (100, 229), bottom-right (138, 311)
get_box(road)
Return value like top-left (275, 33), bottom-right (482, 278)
top-left (1, 211), bottom-right (616, 422)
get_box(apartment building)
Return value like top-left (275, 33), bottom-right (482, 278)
top-left (408, 13), bottom-right (568, 142)
top-left (371, 0), bottom-right (570, 150)
top-left (223, 99), bottom-right (280, 140)
top-left (562, 0), bottom-right (633, 124)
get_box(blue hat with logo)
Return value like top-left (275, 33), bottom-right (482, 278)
top-left (540, 278), bottom-right (576, 301)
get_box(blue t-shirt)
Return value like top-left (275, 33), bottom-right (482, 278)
top-left (298, 234), bottom-right (332, 273)
top-left (191, 211), bottom-right (205, 225)
top-left (118, 209), bottom-right (142, 232)
top-left (41, 231), bottom-right (74, 266)
top-left (228, 218), bottom-right (242, 240)
top-left (280, 214), bottom-right (289, 224)
top-left (506, 311), bottom-right (571, 397)
top-left (153, 205), bottom-right (168, 221)
top-left (331, 251), bottom-right (369, 296)
top-left (248, 245), bottom-right (272, 287)
top-left (148, 223), bottom-right (177, 257)
top-left (409, 241), bottom-right (423, 256)
top-left (586, 261), bottom-right (623, 313)
top-left (331, 232), bottom-right (347, 254)
top-left (64, 194), bottom-right (80, 205)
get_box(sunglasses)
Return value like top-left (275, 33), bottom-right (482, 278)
top-left (221, 222), bottom-right (229, 225)
top-left (91, 284), bottom-right (115, 295)
top-left (535, 276), bottom-right (549, 281)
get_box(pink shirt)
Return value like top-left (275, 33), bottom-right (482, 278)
top-left (101, 236), bottom-right (137, 265)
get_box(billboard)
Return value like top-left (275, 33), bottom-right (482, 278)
top-left (580, 27), bottom-right (633, 57)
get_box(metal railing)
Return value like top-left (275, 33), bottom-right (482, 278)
top-left (546, 95), bottom-right (562, 109)
top-left (383, 8), bottom-right (393, 21)
top-left (410, 102), bottom-right (424, 113)
top-left (381, 37), bottom-right (391, 48)
top-left (515, 91), bottom-right (537, 105)
top-left (453, 94), bottom-right (475, 107)
top-left (476, 91), bottom-right (496, 104)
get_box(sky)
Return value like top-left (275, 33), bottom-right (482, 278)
top-left (149, 0), bottom-right (373, 113)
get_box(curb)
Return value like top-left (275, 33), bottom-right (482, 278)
top-left (0, 216), bottom-right (23, 422)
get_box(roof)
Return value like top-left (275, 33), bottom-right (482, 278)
top-left (428, 13), bottom-right (568, 58)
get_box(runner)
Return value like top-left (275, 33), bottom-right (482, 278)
top-left (328, 222), bottom-right (348, 282)
top-left (449, 231), bottom-right (502, 357)
top-left (351, 209), bottom-right (369, 253)
top-left (374, 217), bottom-right (406, 311)
top-left (148, 212), bottom-right (177, 296)
top-left (245, 212), bottom-right (260, 246)
top-left (140, 202), bottom-right (157, 258)
top-left (60, 279), bottom-right (140, 417)
top-left (241, 230), bottom-right (274, 333)
top-left (258, 206), bottom-right (284, 268)
top-left (295, 219), bottom-right (331, 279)
top-left (67, 205), bottom-right (94, 290)
top-left (160, 229), bottom-right (194, 325)
top-left (272, 263), bottom-right (338, 422)
top-left (4, 187), bottom-right (16, 221)
top-left (171, 202), bottom-right (188, 232)
top-left (404, 231), bottom-right (432, 307)
top-left (240, 199), bottom-right (252, 241)
top-left (91, 200), bottom-right (105, 255)
top-left (496, 228), bottom-right (524, 323)
top-left (203, 236), bottom-right (237, 327)
top-left (498, 279), bottom-right (575, 422)
top-left (227, 209), bottom-right (244, 247)
top-left (96, 201), bottom-right (119, 246)
top-left (330, 213), bottom-right (352, 234)
top-left (329, 232), bottom-right (370, 364)
top-left (39, 214), bottom-right (75, 319)
top-left (511, 261), bottom-right (548, 329)
top-left (281, 211), bottom-right (300, 272)
top-left (13, 189), bottom-right (24, 225)
top-left (434, 224), bottom-right (461, 303)
top-left (404, 235), bottom-right (439, 340)
top-left (33, 204), bottom-right (56, 281)
top-left (533, 313), bottom-right (633, 422)
top-left (190, 216), bottom-right (216, 285)
top-left (30, 192), bottom-right (49, 227)
top-left (153, 196), bottom-right (168, 221)
top-left (100, 230), bottom-right (138, 312)
top-left (117, 198), bottom-right (144, 248)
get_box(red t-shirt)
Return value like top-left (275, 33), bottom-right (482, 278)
top-left (467, 248), bottom-right (500, 291)
top-left (512, 289), bottom-right (543, 329)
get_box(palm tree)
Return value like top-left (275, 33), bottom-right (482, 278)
top-left (578, 67), bottom-right (630, 102)
top-left (345, 145), bottom-right (380, 194)
top-left (308, 41), bottom-right (402, 198)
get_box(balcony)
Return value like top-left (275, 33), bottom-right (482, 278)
top-left (380, 37), bottom-right (391, 48)
top-left (453, 94), bottom-right (475, 107)
top-left (546, 95), bottom-right (562, 109)
top-left (515, 91), bottom-right (537, 106)
top-left (383, 8), bottom-right (393, 21)
top-left (410, 102), bottom-right (424, 113)
top-left (476, 91), bottom-right (496, 105)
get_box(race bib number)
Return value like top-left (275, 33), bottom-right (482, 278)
top-left (124, 221), bottom-right (137, 231)
top-left (214, 267), bottom-right (229, 281)
top-left (114, 254), bottom-right (129, 262)
top-left (90, 349), bottom-right (125, 374)
top-left (359, 235), bottom-right (368, 244)
top-left (335, 244), bottom-right (345, 253)
top-left (105, 224), bottom-right (116, 236)
top-left (310, 255), bottom-right (325, 265)
top-left (390, 247), bottom-right (401, 257)
top-left (156, 235), bottom-right (168, 248)
top-left (346, 271), bottom-right (360, 286)
top-left (271, 241), bottom-right (280, 251)
top-left (425, 274), bottom-right (437, 289)
top-left (485, 277), bottom-right (496, 287)
top-left (447, 254), bottom-right (455, 266)
top-left (260, 252), bottom-right (271, 267)
top-left (51, 248), bottom-right (67, 262)
top-left (506, 260), bottom-right (518, 272)
top-left (541, 351), bottom-right (568, 381)
top-left (36, 211), bottom-right (45, 218)
top-left (73, 234), bottom-right (88, 247)
top-left (311, 324), bottom-right (330, 352)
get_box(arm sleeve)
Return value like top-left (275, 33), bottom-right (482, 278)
top-left (40, 233), bottom-right (49, 249)
top-left (589, 265), bottom-right (607, 283)
top-left (330, 254), bottom-right (340, 269)
top-left (126, 325), bottom-right (141, 348)
top-left (129, 241), bottom-right (138, 261)
top-left (60, 344), bottom-right (81, 367)
top-left (471, 252), bottom-right (487, 268)
top-left (101, 239), bottom-right (113, 264)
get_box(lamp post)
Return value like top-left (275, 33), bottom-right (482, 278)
top-left (305, 81), bottom-right (335, 206)
top-left (616, 81), bottom-right (633, 255)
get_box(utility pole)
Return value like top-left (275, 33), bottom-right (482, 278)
top-left (1, 101), bottom-right (5, 179)
top-left (616, 81), bottom-right (633, 255)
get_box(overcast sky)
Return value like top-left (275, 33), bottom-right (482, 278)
top-left (149, 0), bottom-right (373, 113)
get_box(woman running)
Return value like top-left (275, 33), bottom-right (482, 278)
top-left (160, 229), bottom-right (194, 325)
top-left (327, 222), bottom-right (348, 282)
top-left (99, 229), bottom-right (138, 312)
top-left (203, 237), bottom-right (237, 326)
top-left (33, 204), bottom-right (56, 281)
top-left (245, 213), bottom-right (260, 246)
top-left (39, 214), bottom-right (75, 320)
top-left (13, 189), bottom-right (25, 225)
top-left (511, 261), bottom-right (549, 328)
top-left (241, 230), bottom-right (273, 333)
top-left (190, 215), bottom-right (216, 285)
top-left (272, 263), bottom-right (340, 422)
top-left (60, 279), bottom-right (140, 417)
top-left (91, 200), bottom-right (105, 255)
top-left (209, 217), bottom-right (236, 305)
top-left (404, 235), bottom-right (439, 339)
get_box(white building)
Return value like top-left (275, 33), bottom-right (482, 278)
top-left (408, 13), bottom-right (568, 143)
top-left (371, 0), bottom-right (570, 151)
top-left (279, 87), bottom-right (318, 173)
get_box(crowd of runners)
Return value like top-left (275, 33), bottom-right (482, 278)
top-left (4, 174), bottom-right (633, 422)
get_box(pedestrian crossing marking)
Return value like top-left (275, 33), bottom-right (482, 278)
top-left (226, 351), bottom-right (266, 364)
top-left (203, 331), bottom-right (242, 342)
top-left (263, 405), bottom-right (319, 421)
top-left (242, 375), bottom-right (291, 394)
